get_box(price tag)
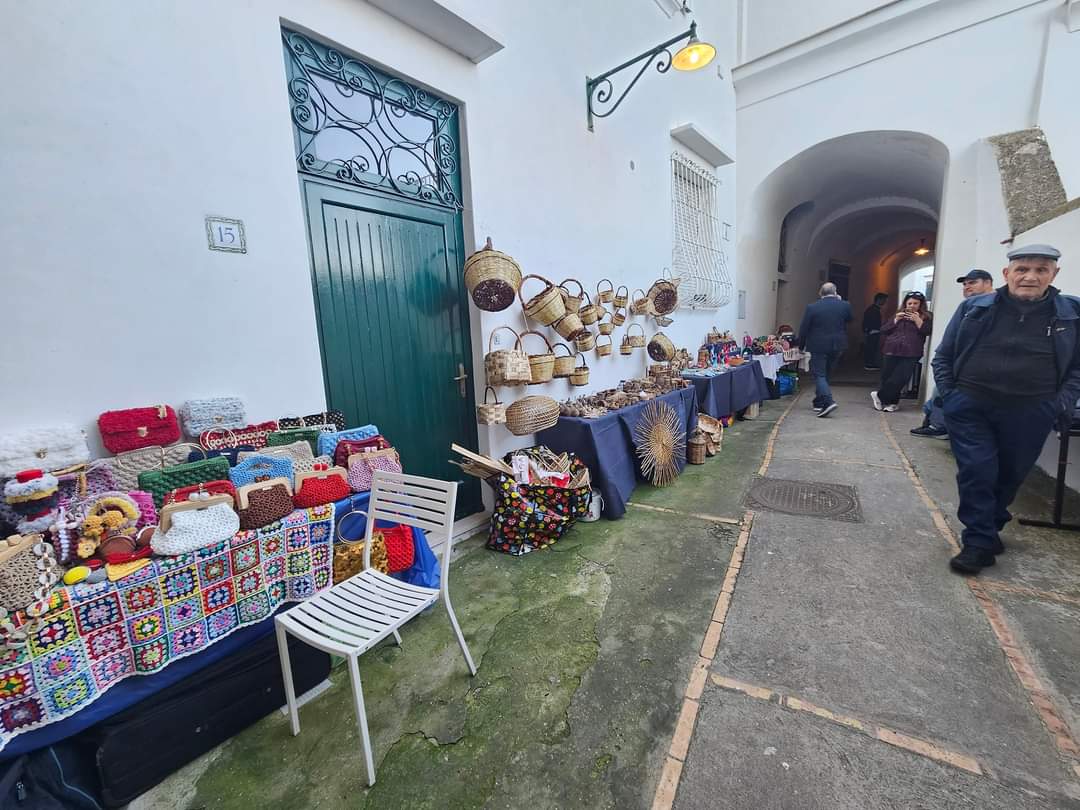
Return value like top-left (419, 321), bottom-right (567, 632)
top-left (205, 216), bottom-right (246, 254)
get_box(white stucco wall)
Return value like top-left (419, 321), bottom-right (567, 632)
top-left (739, 0), bottom-right (894, 60)
top-left (1, 0), bottom-right (737, 465)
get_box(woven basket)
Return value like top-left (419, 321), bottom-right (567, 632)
top-left (647, 277), bottom-right (679, 316)
top-left (506, 395), bottom-right (560, 436)
top-left (596, 278), bottom-right (614, 304)
top-left (519, 274), bottom-right (565, 326)
top-left (596, 334), bottom-right (613, 357)
top-left (613, 285), bottom-right (629, 308)
top-left (570, 353), bottom-right (590, 386)
top-left (688, 430), bottom-right (707, 465)
top-left (648, 332), bottom-right (676, 361)
top-left (612, 307), bottom-right (626, 327)
top-left (630, 288), bottom-right (649, 315)
top-left (595, 301), bottom-right (608, 320)
top-left (554, 312), bottom-right (586, 340)
top-left (578, 291), bottom-right (599, 325)
top-left (522, 330), bottom-right (556, 384)
top-left (620, 336), bottom-right (633, 356)
top-left (559, 279), bottom-right (584, 314)
top-left (485, 326), bottom-right (532, 386)
top-left (477, 386), bottom-right (507, 425)
top-left (552, 342), bottom-right (577, 378)
top-left (628, 323), bottom-right (646, 348)
top-left (575, 330), bottom-right (596, 353)
top-left (597, 318), bottom-right (614, 336)
top-left (464, 237), bottom-right (521, 312)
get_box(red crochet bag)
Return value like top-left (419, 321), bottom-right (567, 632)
top-left (164, 479), bottom-right (238, 507)
top-left (333, 435), bottom-right (391, 468)
top-left (98, 405), bottom-right (180, 454)
top-left (293, 466), bottom-right (350, 508)
top-left (379, 524), bottom-right (415, 573)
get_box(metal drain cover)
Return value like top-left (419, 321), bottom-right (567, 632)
top-left (745, 477), bottom-right (863, 523)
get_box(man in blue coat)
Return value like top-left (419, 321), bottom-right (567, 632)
top-left (798, 282), bottom-right (853, 418)
top-left (932, 244), bottom-right (1080, 574)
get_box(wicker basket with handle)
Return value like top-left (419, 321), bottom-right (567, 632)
top-left (519, 274), bottom-right (565, 326)
top-left (687, 430), bottom-right (707, 465)
top-left (620, 334), bottom-right (633, 355)
top-left (648, 332), bottom-right (676, 361)
top-left (552, 342), bottom-right (577, 378)
top-left (575, 329), bottom-right (596, 353)
top-left (630, 288), bottom-right (649, 315)
top-left (570, 353), bottom-right (590, 386)
top-left (647, 271), bottom-right (679, 316)
top-left (505, 395), bottom-right (560, 436)
top-left (559, 279), bottom-right (584, 314)
top-left (578, 291), bottom-right (600, 325)
top-left (464, 237), bottom-right (522, 312)
top-left (553, 312), bottom-right (586, 340)
top-left (613, 285), bottom-right (629, 308)
top-left (597, 317), bottom-right (614, 336)
top-left (477, 386), bottom-right (508, 425)
top-left (484, 326), bottom-right (532, 386)
top-left (521, 330), bottom-right (556, 384)
top-left (628, 323), bottom-right (647, 348)
top-left (596, 334), bottom-right (613, 357)
top-left (612, 307), bottom-right (627, 327)
top-left (596, 278), bottom-right (614, 304)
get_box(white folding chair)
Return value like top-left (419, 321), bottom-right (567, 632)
top-left (275, 470), bottom-right (476, 786)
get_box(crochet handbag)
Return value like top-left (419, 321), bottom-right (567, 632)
top-left (346, 450), bottom-right (402, 493)
top-left (165, 480), bottom-right (238, 507)
top-left (238, 443), bottom-right (330, 476)
top-left (293, 466), bottom-right (350, 508)
top-left (235, 478), bottom-right (294, 530)
top-left (317, 425), bottom-right (380, 458)
top-left (200, 420), bottom-right (278, 451)
top-left (333, 435), bottom-right (391, 468)
top-left (102, 443), bottom-right (195, 491)
top-left (129, 489), bottom-right (157, 530)
top-left (334, 501), bottom-right (388, 582)
top-left (0, 424), bottom-right (90, 478)
top-left (98, 405), bottom-right (180, 454)
top-left (56, 462), bottom-right (118, 510)
top-left (0, 533), bottom-right (60, 651)
top-left (150, 496), bottom-right (240, 556)
top-left (229, 455), bottom-right (295, 488)
top-left (279, 410), bottom-right (347, 432)
top-left (180, 398), bottom-right (247, 437)
top-left (137, 455), bottom-right (230, 508)
top-left (266, 427), bottom-right (323, 455)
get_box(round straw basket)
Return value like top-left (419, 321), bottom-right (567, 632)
top-left (612, 307), bottom-right (626, 327)
top-left (570, 353), bottom-right (590, 386)
top-left (596, 334), bottom-right (613, 357)
top-left (597, 318), bottom-right (614, 336)
top-left (464, 238), bottom-right (521, 312)
top-left (627, 323), bottom-right (647, 348)
top-left (476, 386), bottom-right (507, 425)
top-left (505, 395), bottom-right (560, 436)
top-left (559, 279), bottom-right (584, 315)
top-left (613, 285), bottom-right (629, 308)
top-left (647, 332), bottom-right (676, 361)
top-left (596, 278), bottom-right (614, 304)
top-left (484, 326), bottom-right (532, 385)
top-left (578, 291), bottom-right (600, 326)
top-left (521, 330), bottom-right (556, 384)
top-left (552, 342), bottom-right (577, 378)
top-left (630, 288), bottom-right (649, 315)
top-left (575, 330), bottom-right (596, 353)
top-left (519, 274), bottom-right (565, 326)
top-left (647, 277), bottom-right (679, 316)
top-left (554, 311), bottom-right (586, 340)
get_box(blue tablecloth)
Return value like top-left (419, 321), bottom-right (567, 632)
top-left (732, 361), bottom-right (772, 411)
top-left (684, 361), bottom-right (772, 417)
top-left (537, 387), bottom-right (698, 520)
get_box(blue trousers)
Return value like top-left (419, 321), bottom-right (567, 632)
top-left (923, 388), bottom-right (945, 430)
top-left (810, 350), bottom-right (840, 409)
top-left (942, 390), bottom-right (1057, 550)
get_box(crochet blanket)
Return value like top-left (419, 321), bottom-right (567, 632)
top-left (0, 504), bottom-right (334, 750)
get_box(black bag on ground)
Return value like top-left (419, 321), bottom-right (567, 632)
top-left (0, 744), bottom-right (103, 809)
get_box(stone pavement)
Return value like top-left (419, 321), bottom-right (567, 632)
top-left (133, 382), bottom-right (1080, 809)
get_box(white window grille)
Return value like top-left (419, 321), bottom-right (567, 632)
top-left (671, 152), bottom-right (733, 308)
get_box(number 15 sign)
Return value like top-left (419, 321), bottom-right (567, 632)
top-left (205, 216), bottom-right (247, 254)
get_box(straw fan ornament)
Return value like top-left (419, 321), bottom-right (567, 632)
top-left (633, 401), bottom-right (685, 488)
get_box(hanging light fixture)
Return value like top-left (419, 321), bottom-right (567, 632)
top-left (586, 21), bottom-right (718, 131)
top-left (913, 238), bottom-right (931, 256)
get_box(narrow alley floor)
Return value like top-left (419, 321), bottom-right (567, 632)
top-left (135, 382), bottom-right (1080, 809)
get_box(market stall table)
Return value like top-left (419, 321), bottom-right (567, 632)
top-left (537, 387), bottom-right (697, 520)
top-left (682, 360), bottom-right (773, 419)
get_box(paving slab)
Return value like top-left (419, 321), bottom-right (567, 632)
top-left (676, 687), bottom-right (1078, 810)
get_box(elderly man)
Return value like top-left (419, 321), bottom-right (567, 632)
top-left (798, 282), bottom-right (853, 418)
top-left (933, 244), bottom-right (1080, 574)
top-left (911, 269), bottom-right (996, 438)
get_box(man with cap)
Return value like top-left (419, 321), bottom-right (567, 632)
top-left (911, 270), bottom-right (996, 438)
top-left (933, 244), bottom-right (1080, 574)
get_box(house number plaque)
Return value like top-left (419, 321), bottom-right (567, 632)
top-left (205, 216), bottom-right (247, 254)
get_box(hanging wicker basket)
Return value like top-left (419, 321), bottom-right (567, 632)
top-left (596, 278), bottom-right (614, 304)
top-left (613, 284), bottom-right (629, 309)
top-left (521, 330), bottom-right (556, 384)
top-left (484, 326), bottom-right (532, 386)
top-left (464, 237), bottom-right (522, 312)
top-left (552, 342), bottom-right (577, 378)
top-left (477, 386), bottom-right (507, 425)
top-left (596, 334), bottom-right (613, 357)
top-left (505, 395), bottom-right (560, 436)
top-left (627, 323), bottom-right (647, 349)
top-left (575, 329), bottom-right (596, 353)
top-left (647, 278), bottom-right (679, 316)
top-left (630, 288), bottom-right (649, 315)
top-left (570, 353), bottom-right (590, 386)
top-left (559, 279), bottom-right (584, 315)
top-left (578, 291), bottom-right (600, 326)
top-left (597, 318), bottom-right (614, 336)
top-left (554, 312), bottom-right (586, 340)
top-left (612, 307), bottom-right (626, 327)
top-left (620, 335), bottom-right (633, 355)
top-left (648, 332), bottom-right (676, 361)
top-left (519, 274), bottom-right (565, 326)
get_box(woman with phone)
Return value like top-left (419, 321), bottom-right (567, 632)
top-left (871, 291), bottom-right (932, 412)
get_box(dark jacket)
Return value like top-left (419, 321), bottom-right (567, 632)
top-left (880, 312), bottom-right (932, 357)
top-left (932, 287), bottom-right (1080, 423)
top-left (862, 304), bottom-right (882, 334)
top-left (798, 297), bottom-right (853, 354)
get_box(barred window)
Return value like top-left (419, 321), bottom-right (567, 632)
top-left (671, 152), bottom-right (733, 308)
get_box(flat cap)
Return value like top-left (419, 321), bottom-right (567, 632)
top-left (1007, 243), bottom-right (1061, 261)
top-left (956, 269), bottom-right (993, 283)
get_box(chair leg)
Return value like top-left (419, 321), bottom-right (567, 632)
top-left (392, 629), bottom-right (402, 646)
top-left (275, 623), bottom-right (300, 736)
top-left (442, 593), bottom-right (477, 676)
top-left (347, 653), bottom-right (377, 787)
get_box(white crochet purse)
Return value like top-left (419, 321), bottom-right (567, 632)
top-left (150, 497), bottom-right (239, 556)
top-left (0, 424), bottom-right (90, 478)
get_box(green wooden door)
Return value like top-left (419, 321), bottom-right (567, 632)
top-left (303, 180), bottom-right (482, 517)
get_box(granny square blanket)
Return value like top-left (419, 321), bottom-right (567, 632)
top-left (0, 504), bottom-right (334, 750)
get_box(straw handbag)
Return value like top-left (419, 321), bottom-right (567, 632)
top-left (578, 291), bottom-right (600, 325)
top-left (627, 323), bottom-right (647, 348)
top-left (597, 317), bottom-right (614, 336)
top-left (477, 386), bottom-right (507, 425)
top-left (630, 288), bottom-right (649, 315)
top-left (521, 330), bottom-right (556, 384)
top-left (570, 354), bottom-right (590, 386)
top-left (505, 395), bottom-right (560, 436)
top-left (613, 285), bottom-right (629, 308)
top-left (596, 334), bottom-right (613, 357)
top-left (553, 311), bottom-right (586, 340)
top-left (519, 274), bottom-right (565, 326)
top-left (596, 278), bottom-right (614, 304)
top-left (648, 332), bottom-right (676, 361)
top-left (485, 326), bottom-right (532, 385)
top-left (575, 330), bottom-right (596, 353)
top-left (464, 237), bottom-right (522, 312)
top-left (552, 343), bottom-right (577, 378)
top-left (612, 307), bottom-right (627, 327)
top-left (559, 279), bottom-right (584, 314)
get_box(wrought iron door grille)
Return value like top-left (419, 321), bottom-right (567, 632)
top-left (282, 28), bottom-right (463, 209)
top-left (671, 152), bottom-right (733, 308)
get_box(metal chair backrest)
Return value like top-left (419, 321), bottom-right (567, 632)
top-left (364, 470), bottom-right (458, 589)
